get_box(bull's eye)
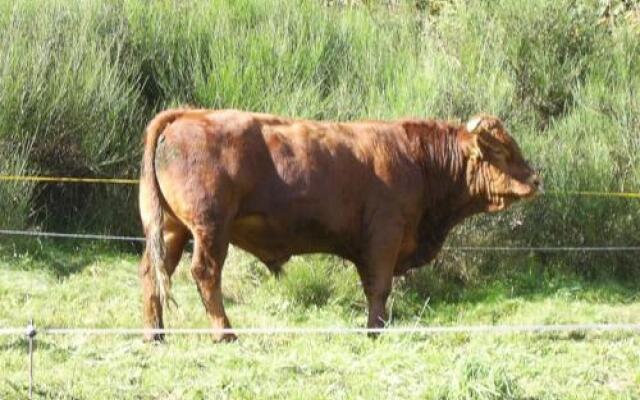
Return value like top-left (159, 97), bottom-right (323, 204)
top-left (493, 148), bottom-right (510, 163)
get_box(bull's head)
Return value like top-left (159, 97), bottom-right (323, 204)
top-left (463, 114), bottom-right (541, 212)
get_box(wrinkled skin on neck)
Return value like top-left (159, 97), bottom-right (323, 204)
top-left (399, 116), bottom-right (540, 273)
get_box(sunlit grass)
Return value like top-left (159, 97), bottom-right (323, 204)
top-left (1, 245), bottom-right (639, 399)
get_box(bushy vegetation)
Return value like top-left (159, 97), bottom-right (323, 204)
top-left (0, 0), bottom-right (638, 284)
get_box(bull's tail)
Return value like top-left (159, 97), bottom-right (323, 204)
top-left (140, 108), bottom-right (189, 307)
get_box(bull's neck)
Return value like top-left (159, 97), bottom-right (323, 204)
top-left (417, 127), bottom-right (469, 209)
top-left (402, 128), bottom-right (483, 270)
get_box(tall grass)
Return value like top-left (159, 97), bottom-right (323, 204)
top-left (0, 0), bottom-right (638, 280)
top-left (0, 0), bottom-right (144, 233)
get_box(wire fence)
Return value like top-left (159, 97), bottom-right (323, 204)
top-left (0, 229), bottom-right (146, 242)
top-left (1, 174), bottom-right (640, 398)
top-left (3, 323), bottom-right (640, 337)
top-left (0, 175), bottom-right (139, 184)
top-left (2, 174), bottom-right (640, 197)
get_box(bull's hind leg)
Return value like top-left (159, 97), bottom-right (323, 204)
top-left (140, 216), bottom-right (189, 342)
top-left (190, 221), bottom-right (236, 342)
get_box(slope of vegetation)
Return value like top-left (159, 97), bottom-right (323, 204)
top-left (1, 0), bottom-right (638, 282)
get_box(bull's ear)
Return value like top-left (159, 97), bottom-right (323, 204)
top-left (467, 135), bottom-right (484, 160)
top-left (466, 115), bottom-right (503, 156)
top-left (466, 116), bottom-right (489, 160)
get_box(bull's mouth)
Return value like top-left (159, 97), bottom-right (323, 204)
top-left (510, 186), bottom-right (542, 203)
top-left (519, 187), bottom-right (542, 200)
top-left (511, 176), bottom-right (543, 200)
top-left (487, 187), bottom-right (540, 212)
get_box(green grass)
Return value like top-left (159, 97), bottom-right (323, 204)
top-left (1, 244), bottom-right (639, 399)
top-left (0, 1), bottom-right (639, 396)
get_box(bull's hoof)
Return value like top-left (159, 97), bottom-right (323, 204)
top-left (367, 330), bottom-right (382, 339)
top-left (366, 320), bottom-right (386, 339)
top-left (213, 332), bottom-right (238, 343)
top-left (143, 333), bottom-right (165, 343)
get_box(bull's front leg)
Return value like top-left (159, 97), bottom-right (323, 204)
top-left (357, 216), bottom-right (404, 331)
top-left (359, 267), bottom-right (394, 330)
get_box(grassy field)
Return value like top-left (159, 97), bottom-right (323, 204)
top-left (1, 244), bottom-right (639, 399)
top-left (1, 1), bottom-right (639, 398)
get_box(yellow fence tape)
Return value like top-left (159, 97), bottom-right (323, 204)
top-left (546, 190), bottom-right (640, 199)
top-left (0, 175), bottom-right (138, 184)
top-left (0, 175), bottom-right (639, 198)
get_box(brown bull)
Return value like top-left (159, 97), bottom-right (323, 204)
top-left (139, 109), bottom-right (541, 341)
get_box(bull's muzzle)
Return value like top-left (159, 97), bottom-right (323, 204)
top-left (528, 174), bottom-right (543, 195)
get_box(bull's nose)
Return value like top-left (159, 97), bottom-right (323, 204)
top-left (530, 174), bottom-right (543, 193)
top-left (532, 176), bottom-right (540, 187)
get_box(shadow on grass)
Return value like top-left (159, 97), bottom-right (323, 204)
top-left (0, 336), bottom-right (68, 353)
top-left (2, 240), bottom-right (637, 316)
top-left (0, 238), bottom-right (141, 279)
top-left (410, 273), bottom-right (638, 306)
top-left (387, 256), bottom-right (640, 324)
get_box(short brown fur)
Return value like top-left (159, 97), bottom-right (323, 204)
top-left (139, 109), bottom-right (541, 341)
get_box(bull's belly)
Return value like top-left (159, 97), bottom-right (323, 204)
top-left (229, 214), bottom-right (437, 276)
top-left (229, 214), bottom-right (356, 266)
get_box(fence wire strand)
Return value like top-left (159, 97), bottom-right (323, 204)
top-left (1, 174), bottom-right (640, 198)
top-left (0, 175), bottom-right (138, 184)
top-left (0, 229), bottom-right (145, 242)
top-left (1, 324), bottom-right (640, 337)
